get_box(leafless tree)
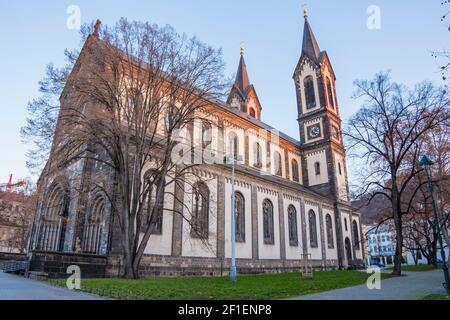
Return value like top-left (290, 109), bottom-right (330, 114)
top-left (0, 190), bottom-right (36, 253)
top-left (44, 19), bottom-right (228, 278)
top-left (346, 72), bottom-right (449, 276)
top-left (20, 49), bottom-right (80, 175)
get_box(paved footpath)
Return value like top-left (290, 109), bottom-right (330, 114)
top-left (0, 272), bottom-right (103, 300)
top-left (290, 270), bottom-right (448, 300)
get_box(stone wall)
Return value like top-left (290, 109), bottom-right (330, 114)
top-left (28, 251), bottom-right (107, 279)
top-left (106, 254), bottom-right (339, 278)
top-left (0, 252), bottom-right (27, 261)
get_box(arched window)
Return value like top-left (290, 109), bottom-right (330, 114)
top-left (291, 159), bottom-right (299, 182)
top-left (274, 151), bottom-right (282, 177)
top-left (235, 192), bottom-right (245, 243)
top-left (345, 237), bottom-right (352, 262)
top-left (202, 121), bottom-right (212, 149)
top-left (326, 214), bottom-right (334, 249)
top-left (228, 132), bottom-right (239, 160)
top-left (191, 182), bottom-right (210, 239)
top-left (344, 218), bottom-right (348, 231)
top-left (82, 195), bottom-right (105, 254)
top-left (263, 199), bottom-right (274, 245)
top-left (253, 142), bottom-right (263, 169)
top-left (143, 170), bottom-right (164, 235)
top-left (326, 77), bottom-right (335, 108)
top-left (338, 162), bottom-right (342, 175)
top-left (314, 162), bottom-right (321, 176)
top-left (304, 76), bottom-right (316, 109)
top-left (249, 108), bottom-right (256, 118)
top-left (353, 221), bottom-right (360, 249)
top-left (309, 210), bottom-right (318, 248)
top-left (288, 205), bottom-right (298, 246)
top-left (38, 183), bottom-right (69, 252)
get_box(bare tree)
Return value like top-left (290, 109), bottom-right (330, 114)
top-left (346, 72), bottom-right (449, 276)
top-left (403, 181), bottom-right (439, 267)
top-left (20, 49), bottom-right (80, 175)
top-left (44, 19), bottom-right (228, 278)
top-left (0, 190), bottom-right (35, 253)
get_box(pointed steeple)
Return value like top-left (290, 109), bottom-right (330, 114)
top-left (234, 50), bottom-right (251, 94)
top-left (227, 44), bottom-right (262, 120)
top-left (301, 12), bottom-right (321, 61)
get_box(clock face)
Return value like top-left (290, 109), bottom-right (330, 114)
top-left (308, 125), bottom-right (321, 139)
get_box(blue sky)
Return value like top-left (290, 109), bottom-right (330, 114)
top-left (0, 0), bottom-right (448, 184)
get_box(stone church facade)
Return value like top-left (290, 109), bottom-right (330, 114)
top-left (27, 16), bottom-right (364, 278)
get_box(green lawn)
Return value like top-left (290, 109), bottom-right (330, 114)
top-left (422, 294), bottom-right (450, 300)
top-left (387, 264), bottom-right (442, 272)
top-left (48, 270), bottom-right (389, 300)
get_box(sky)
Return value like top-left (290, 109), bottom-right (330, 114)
top-left (0, 0), bottom-right (448, 185)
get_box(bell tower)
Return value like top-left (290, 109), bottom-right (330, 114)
top-left (294, 9), bottom-right (349, 203)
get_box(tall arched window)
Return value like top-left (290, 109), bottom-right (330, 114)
top-left (202, 121), bottom-right (212, 149)
top-left (263, 199), bottom-right (274, 245)
top-left (235, 192), bottom-right (245, 243)
top-left (338, 162), bottom-right (342, 175)
top-left (309, 210), bottom-right (318, 248)
top-left (191, 182), bottom-right (210, 239)
top-left (82, 195), bottom-right (105, 254)
top-left (143, 170), bottom-right (164, 235)
top-left (304, 76), bottom-right (316, 109)
top-left (228, 132), bottom-right (239, 160)
top-left (326, 77), bottom-right (335, 108)
top-left (344, 218), bottom-right (348, 231)
top-left (353, 221), bottom-right (360, 249)
top-left (314, 162), bottom-right (321, 176)
top-left (291, 159), bottom-right (299, 182)
top-left (274, 151), bottom-right (282, 177)
top-left (253, 142), bottom-right (263, 169)
top-left (288, 205), bottom-right (298, 246)
top-left (249, 108), bottom-right (256, 118)
top-left (326, 214), bottom-right (334, 249)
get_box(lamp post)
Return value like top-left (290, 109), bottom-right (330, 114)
top-left (419, 155), bottom-right (450, 293)
top-left (225, 154), bottom-right (243, 283)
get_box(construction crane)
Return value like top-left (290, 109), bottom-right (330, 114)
top-left (0, 174), bottom-right (27, 192)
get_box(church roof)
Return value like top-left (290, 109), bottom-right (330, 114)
top-left (302, 17), bottom-right (321, 62)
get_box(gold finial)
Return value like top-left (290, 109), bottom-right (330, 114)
top-left (302, 4), bottom-right (309, 19)
top-left (240, 41), bottom-right (245, 55)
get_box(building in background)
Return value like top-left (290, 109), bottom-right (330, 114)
top-left (0, 192), bottom-right (33, 254)
top-left (365, 224), bottom-right (395, 266)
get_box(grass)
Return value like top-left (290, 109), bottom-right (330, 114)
top-left (48, 270), bottom-right (389, 300)
top-left (387, 264), bottom-right (442, 272)
top-left (422, 294), bottom-right (450, 300)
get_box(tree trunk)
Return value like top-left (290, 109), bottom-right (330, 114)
top-left (392, 190), bottom-right (403, 276)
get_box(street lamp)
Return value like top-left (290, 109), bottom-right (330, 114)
top-left (224, 154), bottom-right (243, 283)
top-left (419, 155), bottom-right (450, 294)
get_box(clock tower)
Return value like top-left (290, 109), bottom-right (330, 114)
top-left (294, 11), bottom-right (350, 203)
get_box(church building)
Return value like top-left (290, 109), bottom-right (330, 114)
top-left (27, 13), bottom-right (364, 278)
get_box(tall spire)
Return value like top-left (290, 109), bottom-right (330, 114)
top-left (301, 11), bottom-right (321, 61)
top-left (227, 44), bottom-right (262, 120)
top-left (234, 46), bottom-right (250, 94)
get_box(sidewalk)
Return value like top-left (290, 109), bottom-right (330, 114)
top-left (290, 270), bottom-right (447, 300)
top-left (0, 272), bottom-right (103, 300)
